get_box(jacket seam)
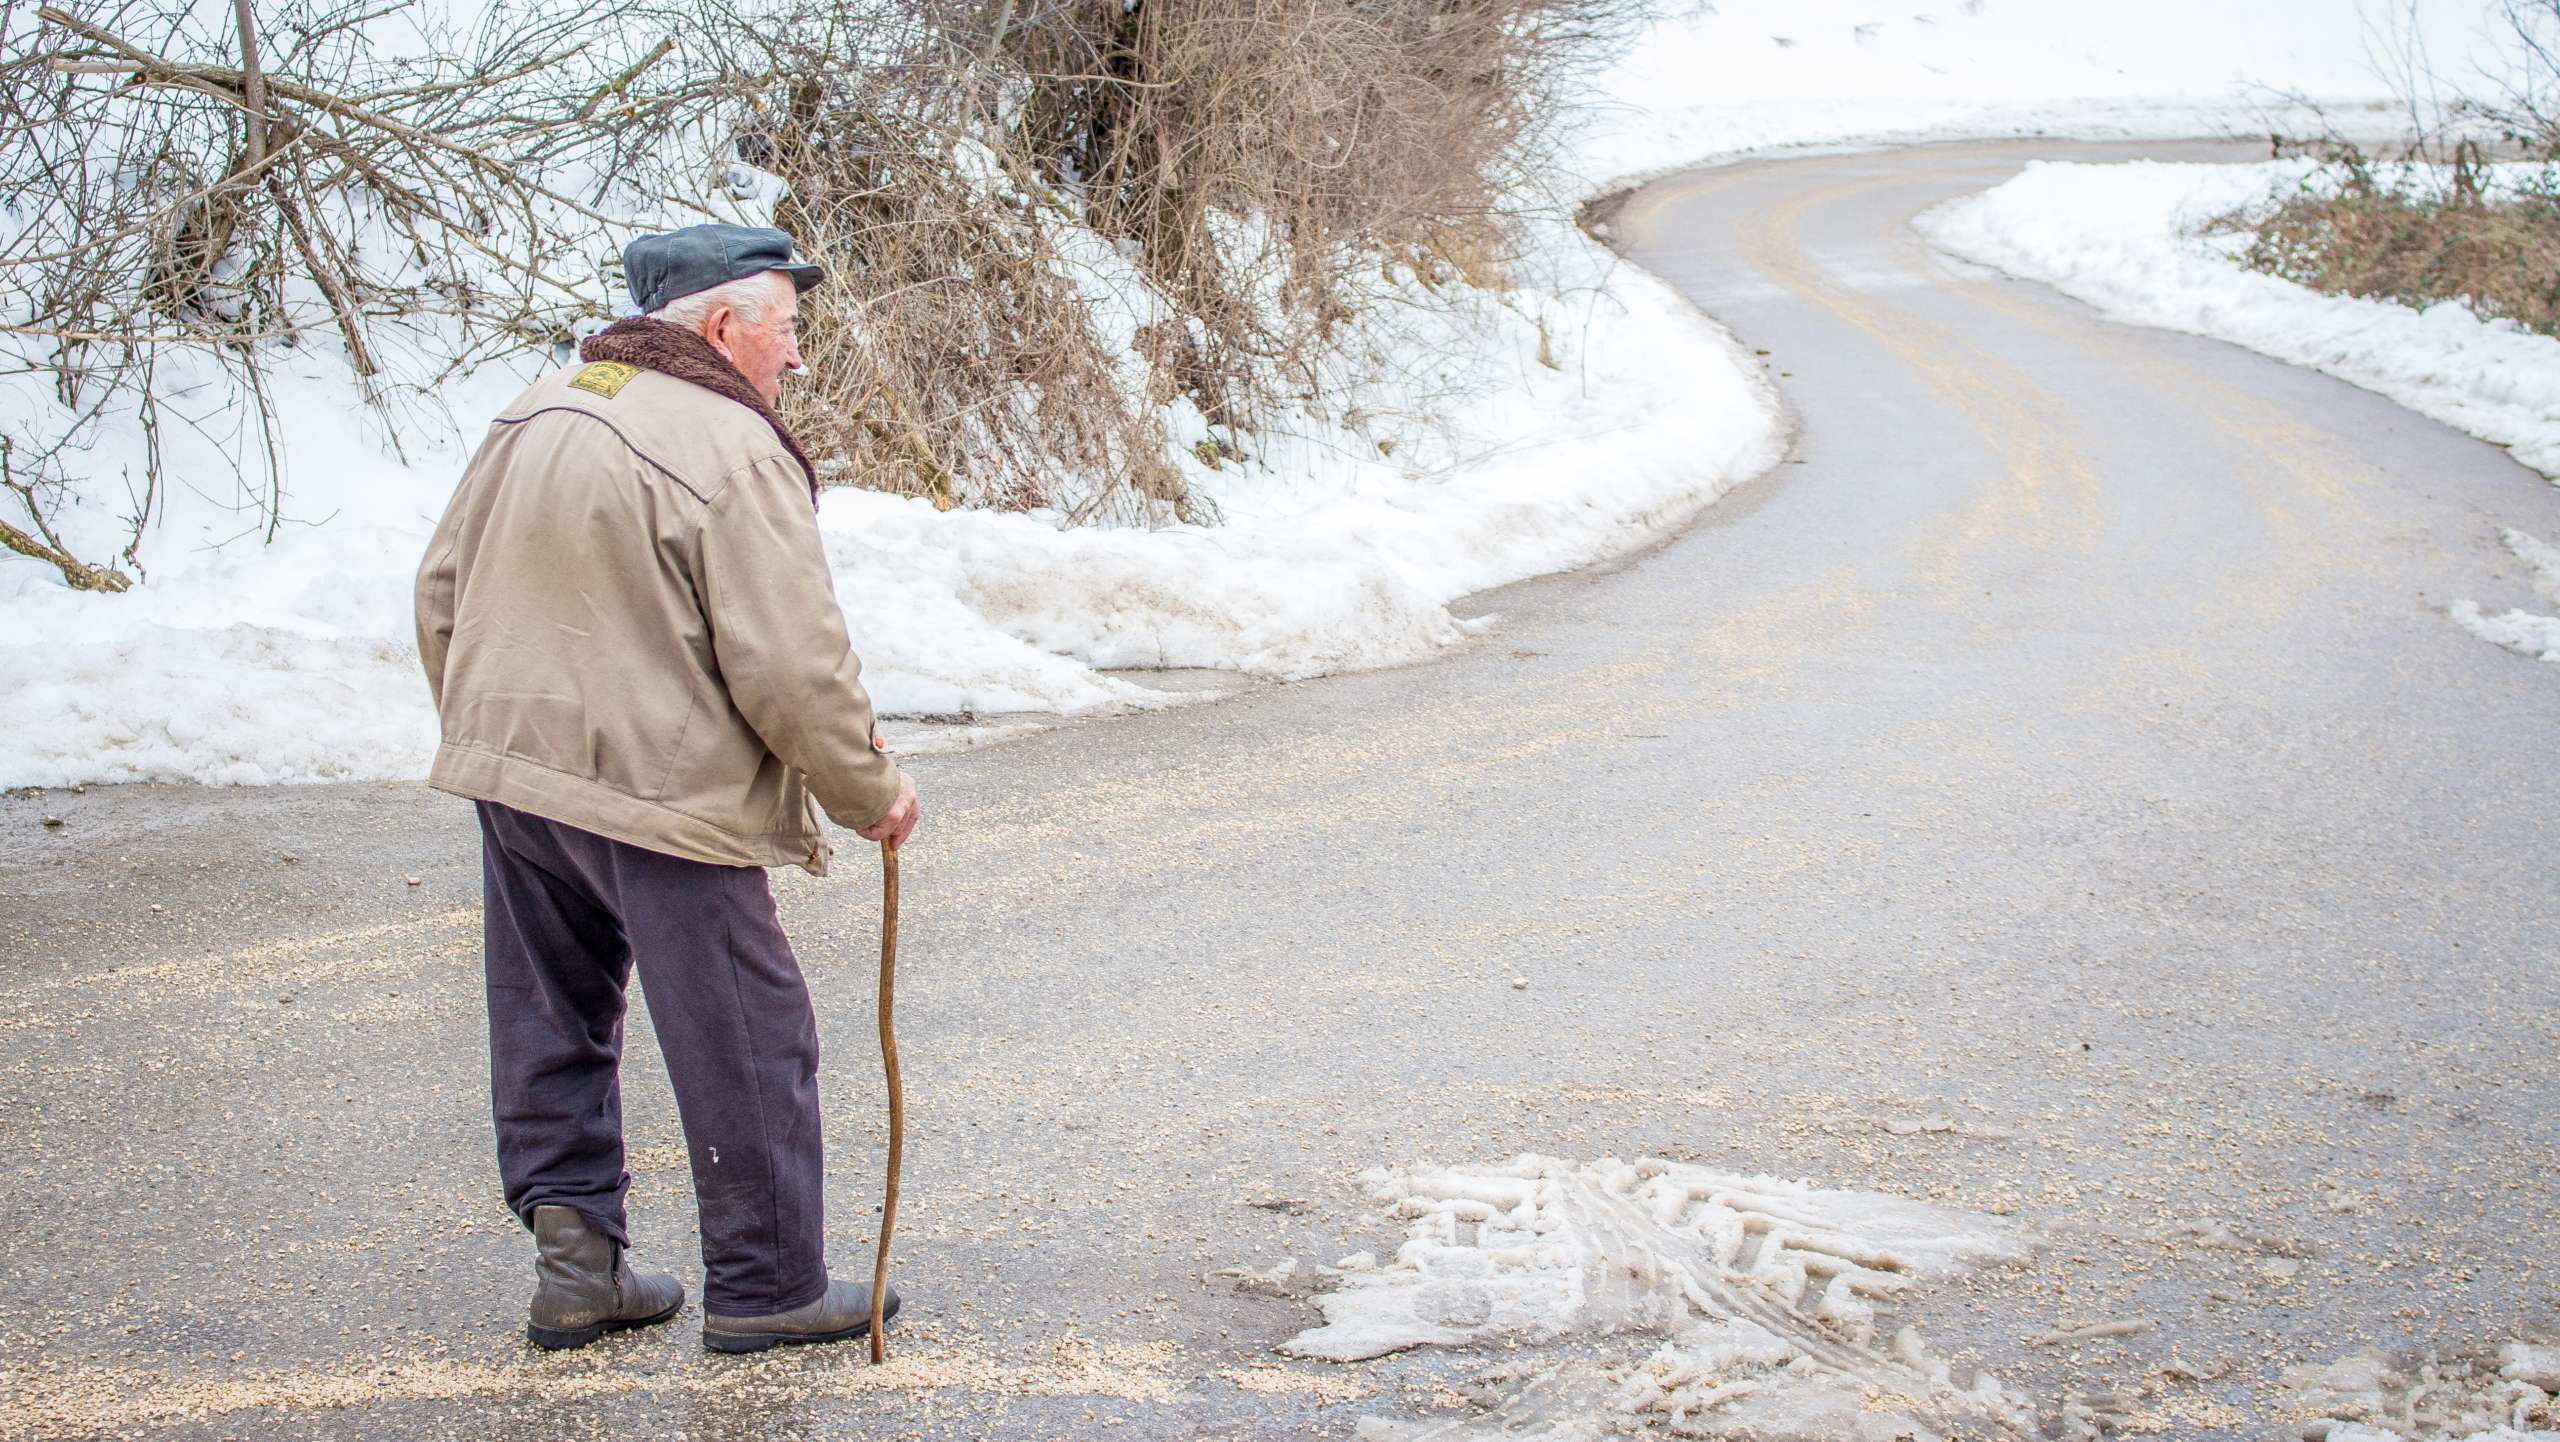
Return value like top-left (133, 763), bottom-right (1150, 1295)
top-left (703, 452), bottom-right (804, 508)
top-left (419, 534), bottom-right (461, 691)
top-left (436, 741), bottom-right (812, 844)
top-left (492, 405), bottom-right (759, 506)
top-left (652, 692), bottom-right (701, 802)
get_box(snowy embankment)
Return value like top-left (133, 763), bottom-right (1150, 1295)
top-left (0, 223), bottom-right (1778, 787)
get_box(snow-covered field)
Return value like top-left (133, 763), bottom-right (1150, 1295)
top-left (0, 0), bottom-right (2520, 788)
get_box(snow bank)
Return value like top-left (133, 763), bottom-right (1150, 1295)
top-left (0, 218), bottom-right (1779, 787)
top-left (1283, 1155), bottom-right (2035, 1441)
top-left (1914, 159), bottom-right (2560, 483)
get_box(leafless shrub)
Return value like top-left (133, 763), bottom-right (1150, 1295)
top-left (1005, 0), bottom-right (1634, 435)
top-left (2229, 0), bottom-right (2560, 337)
top-left (0, 0), bottom-right (709, 585)
top-left (2224, 177), bottom-right (2560, 335)
top-left (715, 1), bottom-right (1198, 520)
top-left (2474, 0), bottom-right (2560, 158)
top-left (726, 0), bottom-right (1641, 521)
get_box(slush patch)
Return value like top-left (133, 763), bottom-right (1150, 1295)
top-left (1282, 1154), bottom-right (2039, 1439)
top-left (569, 361), bottom-right (640, 398)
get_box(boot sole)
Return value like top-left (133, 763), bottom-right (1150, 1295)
top-left (702, 1296), bottom-right (900, 1354)
top-left (527, 1296), bottom-right (685, 1352)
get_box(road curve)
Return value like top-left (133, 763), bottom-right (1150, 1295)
top-left (3, 141), bottom-right (2554, 1440)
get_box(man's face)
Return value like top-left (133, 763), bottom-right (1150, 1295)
top-left (704, 276), bottom-right (804, 405)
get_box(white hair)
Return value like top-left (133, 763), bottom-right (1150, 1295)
top-left (646, 269), bottom-right (791, 331)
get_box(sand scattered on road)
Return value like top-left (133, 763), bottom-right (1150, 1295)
top-left (1220, 1363), bottom-right (1373, 1401)
top-left (0, 1334), bottom-right (1180, 1440)
top-left (0, 910), bottom-right (478, 1011)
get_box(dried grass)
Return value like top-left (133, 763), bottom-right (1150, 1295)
top-left (2227, 171), bottom-right (2560, 336)
top-left (2231, 0), bottom-right (2560, 337)
top-left (728, 0), bottom-right (1639, 521)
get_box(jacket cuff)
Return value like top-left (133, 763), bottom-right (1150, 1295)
top-left (825, 758), bottom-right (907, 833)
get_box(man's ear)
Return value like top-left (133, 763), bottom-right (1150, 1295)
top-left (700, 303), bottom-right (738, 363)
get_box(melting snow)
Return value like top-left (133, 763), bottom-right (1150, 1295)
top-left (2279, 1343), bottom-right (2560, 1441)
top-left (1280, 1154), bottom-right (2036, 1441)
top-left (2453, 529), bottom-right (2560, 664)
top-left (1270, 1155), bottom-right (2557, 1440)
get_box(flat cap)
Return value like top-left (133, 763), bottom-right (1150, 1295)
top-left (623, 224), bottom-right (824, 315)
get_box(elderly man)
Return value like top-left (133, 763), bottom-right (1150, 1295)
top-left (415, 223), bottom-right (919, 1354)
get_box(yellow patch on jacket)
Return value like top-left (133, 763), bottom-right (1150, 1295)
top-left (568, 361), bottom-right (640, 399)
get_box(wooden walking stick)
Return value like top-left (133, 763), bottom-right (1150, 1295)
top-left (870, 838), bottom-right (903, 1363)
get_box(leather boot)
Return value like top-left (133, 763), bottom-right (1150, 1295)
top-left (527, 1204), bottom-right (686, 1350)
top-left (702, 1278), bottom-right (901, 1354)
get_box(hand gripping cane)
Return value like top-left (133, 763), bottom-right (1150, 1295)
top-left (869, 839), bottom-right (903, 1363)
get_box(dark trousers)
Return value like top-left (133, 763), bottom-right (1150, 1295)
top-left (476, 800), bottom-right (828, 1317)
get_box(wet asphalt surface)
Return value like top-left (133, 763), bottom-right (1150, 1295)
top-left (2, 141), bottom-right (2555, 1440)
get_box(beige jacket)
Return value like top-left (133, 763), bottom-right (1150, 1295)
top-left (415, 359), bottom-right (903, 874)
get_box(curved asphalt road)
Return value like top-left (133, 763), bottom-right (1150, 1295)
top-left (2, 141), bottom-right (2554, 1440)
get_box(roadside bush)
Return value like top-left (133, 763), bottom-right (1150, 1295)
top-left (2232, 0), bottom-right (2559, 335)
top-left (735, 0), bottom-right (1639, 522)
top-left (2229, 152), bottom-right (2560, 336)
